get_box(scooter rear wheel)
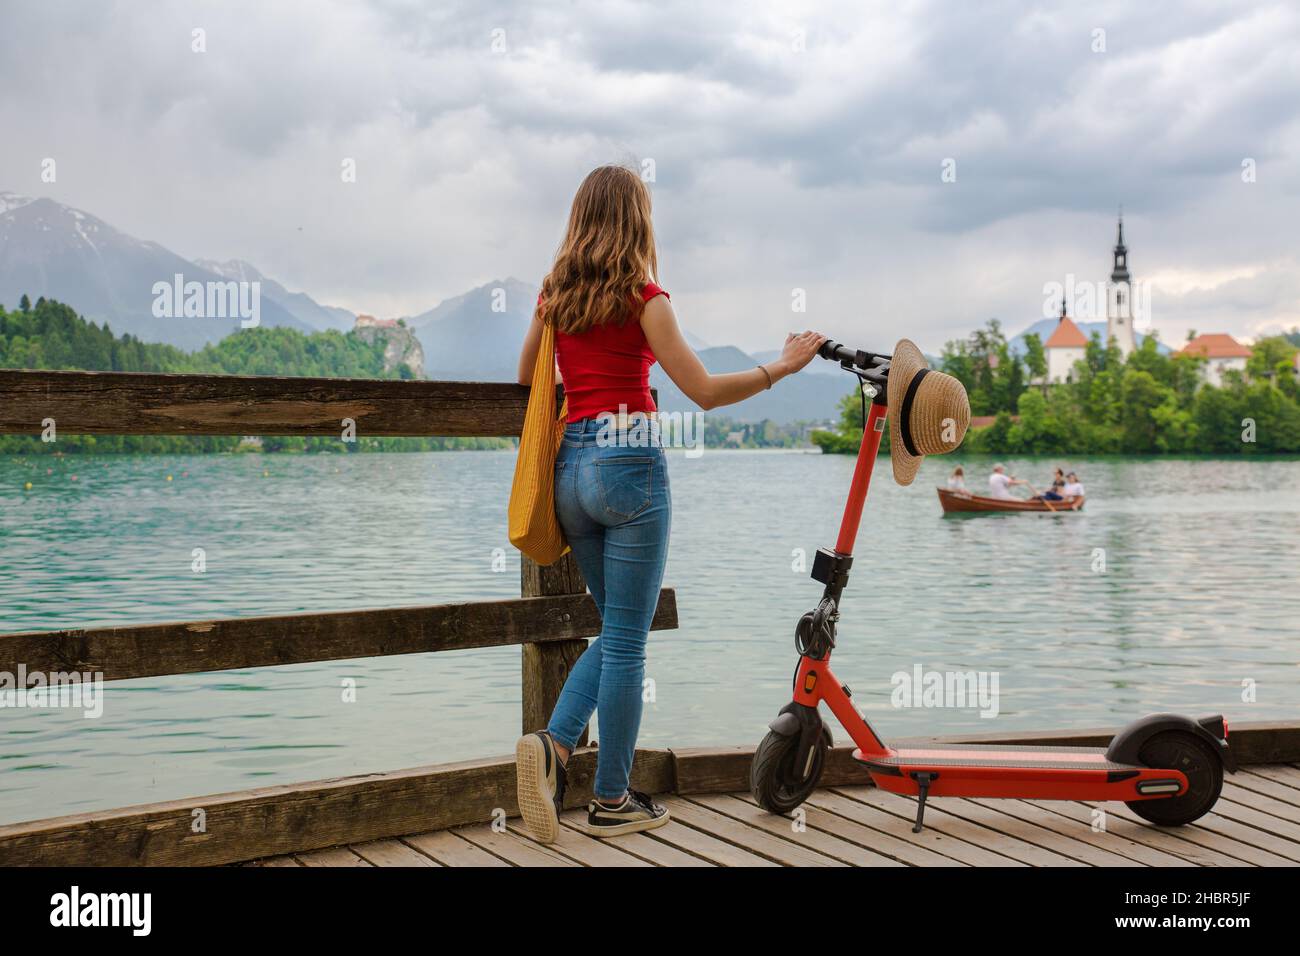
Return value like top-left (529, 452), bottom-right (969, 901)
top-left (751, 729), bottom-right (827, 815)
top-left (1125, 730), bottom-right (1223, 826)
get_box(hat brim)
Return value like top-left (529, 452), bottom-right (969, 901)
top-left (887, 338), bottom-right (928, 486)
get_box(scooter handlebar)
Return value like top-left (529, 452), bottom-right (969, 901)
top-left (818, 340), bottom-right (891, 371)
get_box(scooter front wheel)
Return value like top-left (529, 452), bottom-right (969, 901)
top-left (1125, 730), bottom-right (1223, 826)
top-left (751, 729), bottom-right (827, 815)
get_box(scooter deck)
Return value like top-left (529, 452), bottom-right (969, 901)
top-left (857, 743), bottom-right (1135, 772)
top-left (852, 743), bottom-right (1185, 803)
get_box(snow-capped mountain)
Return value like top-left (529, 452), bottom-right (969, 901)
top-left (0, 192), bottom-right (36, 216)
top-left (0, 192), bottom-right (312, 349)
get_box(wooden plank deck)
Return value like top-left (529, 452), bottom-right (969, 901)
top-left (245, 764), bottom-right (1300, 867)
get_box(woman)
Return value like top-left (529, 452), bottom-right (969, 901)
top-left (947, 466), bottom-right (967, 492)
top-left (514, 165), bottom-right (826, 842)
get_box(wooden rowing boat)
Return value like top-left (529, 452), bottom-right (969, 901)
top-left (937, 487), bottom-right (1085, 514)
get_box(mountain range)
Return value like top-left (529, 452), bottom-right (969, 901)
top-left (0, 192), bottom-right (323, 350)
top-left (5, 190), bottom-right (1124, 423)
top-left (0, 191), bottom-right (852, 421)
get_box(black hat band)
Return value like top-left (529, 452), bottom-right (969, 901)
top-left (899, 367), bottom-right (929, 457)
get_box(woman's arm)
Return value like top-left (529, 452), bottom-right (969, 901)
top-left (640, 295), bottom-right (825, 411)
top-left (516, 310), bottom-right (545, 385)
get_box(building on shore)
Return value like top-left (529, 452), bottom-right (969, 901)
top-left (1179, 333), bottom-right (1252, 388)
top-left (354, 313), bottom-right (400, 330)
top-left (1033, 215), bottom-right (1137, 388)
top-left (1043, 297), bottom-right (1088, 384)
top-left (1026, 217), bottom-right (1267, 393)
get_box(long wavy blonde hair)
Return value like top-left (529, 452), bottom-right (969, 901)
top-left (539, 165), bottom-right (659, 335)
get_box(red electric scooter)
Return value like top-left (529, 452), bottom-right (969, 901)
top-left (751, 340), bottom-right (1235, 833)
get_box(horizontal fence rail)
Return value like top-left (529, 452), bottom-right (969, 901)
top-left (0, 369), bottom-right (569, 437)
top-left (0, 591), bottom-right (678, 683)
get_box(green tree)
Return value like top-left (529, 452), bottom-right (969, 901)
top-left (1120, 369), bottom-right (1173, 452)
top-left (1023, 332), bottom-right (1047, 386)
top-left (811, 388), bottom-right (867, 454)
top-left (939, 319), bottom-right (1029, 416)
top-left (1246, 335), bottom-right (1299, 382)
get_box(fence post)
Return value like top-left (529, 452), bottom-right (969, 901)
top-left (521, 553), bottom-right (590, 746)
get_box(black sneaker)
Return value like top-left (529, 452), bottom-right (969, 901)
top-left (515, 731), bottom-right (567, 844)
top-left (584, 788), bottom-right (670, 838)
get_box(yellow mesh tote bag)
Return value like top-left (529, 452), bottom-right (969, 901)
top-left (508, 317), bottom-right (570, 564)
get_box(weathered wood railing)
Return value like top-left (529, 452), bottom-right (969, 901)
top-left (0, 368), bottom-right (676, 863)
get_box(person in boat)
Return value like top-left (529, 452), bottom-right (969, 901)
top-left (1062, 472), bottom-right (1085, 499)
top-left (1038, 469), bottom-right (1066, 501)
top-left (947, 466), bottom-right (968, 493)
top-left (988, 464), bottom-right (1028, 500)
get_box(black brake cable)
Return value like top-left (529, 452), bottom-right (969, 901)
top-left (855, 369), bottom-right (870, 433)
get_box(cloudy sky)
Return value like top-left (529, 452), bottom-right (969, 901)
top-left (2, 0), bottom-right (1298, 354)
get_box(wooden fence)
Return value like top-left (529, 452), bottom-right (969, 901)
top-left (0, 368), bottom-right (677, 863)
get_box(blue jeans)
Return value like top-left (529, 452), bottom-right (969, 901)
top-left (545, 418), bottom-right (671, 800)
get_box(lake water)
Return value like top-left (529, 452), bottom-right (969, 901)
top-left (2, 449), bottom-right (1298, 825)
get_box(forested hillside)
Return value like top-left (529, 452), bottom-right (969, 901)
top-left (0, 296), bottom-right (505, 453)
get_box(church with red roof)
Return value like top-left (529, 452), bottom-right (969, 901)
top-left (1043, 297), bottom-right (1089, 384)
top-left (1038, 216), bottom-right (1138, 385)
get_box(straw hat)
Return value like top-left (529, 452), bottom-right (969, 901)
top-left (887, 338), bottom-right (971, 486)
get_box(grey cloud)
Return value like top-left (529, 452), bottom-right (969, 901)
top-left (0, 0), bottom-right (1296, 350)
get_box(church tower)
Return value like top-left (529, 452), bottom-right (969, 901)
top-left (1106, 213), bottom-right (1136, 358)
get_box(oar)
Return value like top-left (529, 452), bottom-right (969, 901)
top-left (1025, 483), bottom-right (1058, 513)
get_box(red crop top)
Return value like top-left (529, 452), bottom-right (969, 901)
top-left (549, 282), bottom-right (668, 423)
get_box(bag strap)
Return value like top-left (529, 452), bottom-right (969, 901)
top-left (531, 318), bottom-right (555, 390)
top-left (529, 316), bottom-right (567, 422)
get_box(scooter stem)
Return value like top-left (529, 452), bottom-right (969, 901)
top-left (835, 400), bottom-right (888, 555)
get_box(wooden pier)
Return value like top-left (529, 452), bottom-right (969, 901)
top-left (263, 763), bottom-right (1300, 868)
top-left (2, 368), bottom-right (1297, 867)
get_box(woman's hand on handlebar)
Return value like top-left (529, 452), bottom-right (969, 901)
top-left (640, 296), bottom-right (825, 411)
top-left (771, 330), bottom-right (828, 379)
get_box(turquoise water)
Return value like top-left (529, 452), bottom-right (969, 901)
top-left (1, 450), bottom-right (1298, 824)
